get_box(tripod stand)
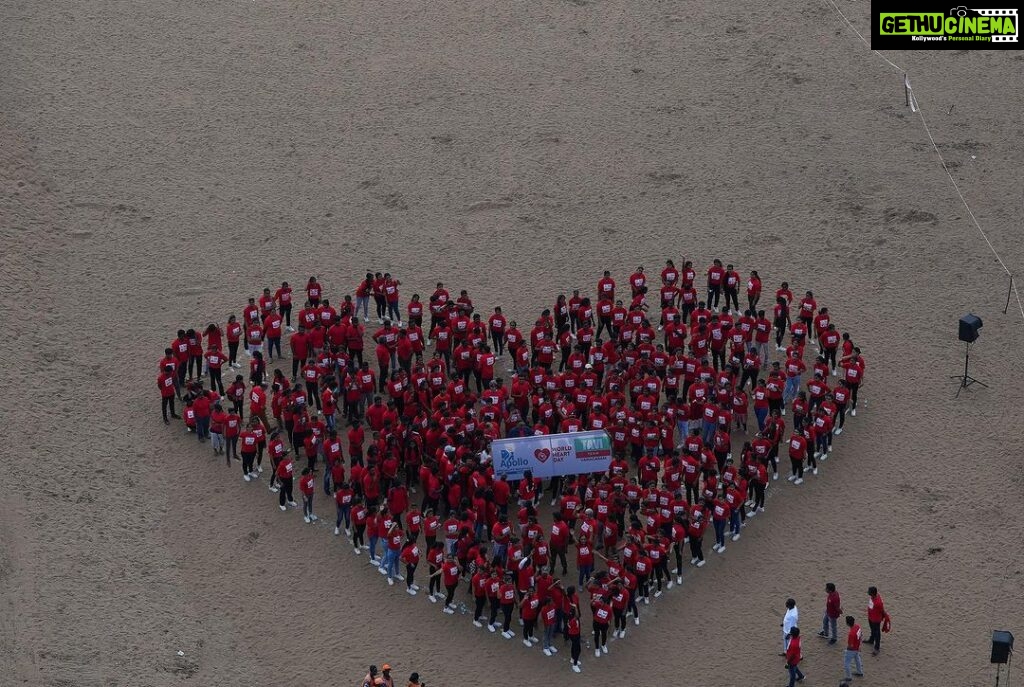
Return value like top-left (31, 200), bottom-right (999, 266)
top-left (951, 341), bottom-right (987, 398)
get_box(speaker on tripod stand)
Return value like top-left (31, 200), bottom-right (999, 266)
top-left (952, 314), bottom-right (987, 398)
top-left (992, 630), bottom-right (1013, 687)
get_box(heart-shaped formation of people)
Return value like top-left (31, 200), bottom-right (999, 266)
top-left (156, 262), bottom-right (867, 673)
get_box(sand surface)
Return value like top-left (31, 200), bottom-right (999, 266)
top-left (3, 0), bottom-right (1023, 685)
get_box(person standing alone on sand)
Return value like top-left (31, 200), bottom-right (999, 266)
top-left (819, 582), bottom-right (842, 644)
top-left (865, 586), bottom-right (887, 655)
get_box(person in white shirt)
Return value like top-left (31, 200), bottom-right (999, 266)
top-left (781, 597), bottom-right (799, 654)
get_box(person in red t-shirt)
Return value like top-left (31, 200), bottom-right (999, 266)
top-left (865, 586), bottom-right (887, 654)
top-left (299, 467), bottom-right (317, 523)
top-left (819, 582), bottom-right (842, 643)
top-left (843, 615), bottom-right (865, 680)
top-left (785, 626), bottom-right (805, 686)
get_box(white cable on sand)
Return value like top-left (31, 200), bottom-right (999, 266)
top-left (820, 0), bottom-right (1024, 323)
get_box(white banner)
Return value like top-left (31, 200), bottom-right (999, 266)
top-left (492, 430), bottom-right (613, 481)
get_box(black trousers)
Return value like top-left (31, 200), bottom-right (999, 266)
top-left (228, 341), bottom-right (239, 365)
top-left (241, 452), bottom-right (255, 476)
top-left (593, 622), bottom-right (608, 646)
top-left (474, 595), bottom-right (487, 620)
top-left (209, 368), bottom-right (224, 394)
top-left (280, 303), bottom-right (291, 327)
top-left (867, 620), bottom-right (882, 650)
top-left (161, 396), bottom-right (176, 421)
top-left (724, 287), bottom-right (739, 311)
top-left (570, 636), bottom-right (581, 663)
top-left (279, 477), bottom-right (293, 506)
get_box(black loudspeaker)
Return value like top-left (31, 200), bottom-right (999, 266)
top-left (991, 630), bottom-right (1013, 664)
top-left (959, 314), bottom-right (983, 343)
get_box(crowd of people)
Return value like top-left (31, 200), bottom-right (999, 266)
top-left (157, 263), bottom-right (869, 674)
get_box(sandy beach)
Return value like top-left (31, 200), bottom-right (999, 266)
top-left (2, 0), bottom-right (1023, 685)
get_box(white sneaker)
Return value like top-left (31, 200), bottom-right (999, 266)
top-left (411, 584), bottom-right (420, 591)
top-left (428, 594), bottom-right (437, 604)
top-left (387, 577), bottom-right (394, 586)
top-left (256, 466), bottom-right (263, 474)
top-left (691, 557), bottom-right (698, 564)
top-left (443, 607), bottom-right (455, 615)
top-left (550, 498), bottom-right (557, 507)
top-left (746, 511), bottom-right (756, 518)
top-left (732, 533), bottom-right (740, 542)
top-left (812, 468), bottom-right (819, 475)
top-left (378, 566), bottom-right (387, 575)
top-left (676, 575), bottom-right (683, 585)
top-left (361, 544), bottom-right (370, 550)
top-left (369, 557), bottom-right (378, 565)
top-left (834, 427), bottom-right (843, 435)
top-left (487, 623), bottom-right (496, 632)
top-left (334, 527), bottom-right (340, 536)
top-left (244, 475), bottom-right (251, 482)
top-left (851, 408), bottom-right (857, 417)
top-left (619, 629), bottom-right (626, 639)
top-left (354, 548), bottom-right (361, 555)
top-left (643, 597), bottom-right (650, 605)
top-left (303, 516), bottom-right (311, 523)
top-left (279, 505), bottom-right (286, 511)
top-left (666, 581), bottom-right (674, 590)
top-left (345, 528), bottom-right (352, 536)
top-left (781, 409), bottom-right (786, 416)
top-left (795, 478), bottom-right (804, 485)
top-left (269, 486), bottom-right (279, 493)
top-left (696, 560), bottom-right (706, 567)
top-left (550, 646), bottom-right (558, 653)
top-left (773, 473), bottom-right (779, 481)
top-left (407, 588), bottom-right (417, 596)
top-left (654, 590), bottom-right (663, 598)
top-left (309, 514), bottom-right (318, 521)
top-left (530, 636), bottom-right (540, 644)
top-left (828, 446), bottom-right (834, 453)
top-left (717, 546), bottom-right (726, 554)
top-left (602, 645), bottom-right (608, 654)
top-left (571, 663), bottom-right (581, 673)
top-left (287, 501), bottom-right (298, 507)
top-left (758, 507), bottom-right (765, 513)
top-left (502, 629), bottom-right (513, 638)
top-left (473, 620), bottom-right (483, 628)
top-left (543, 648), bottom-right (552, 656)
top-left (523, 639), bottom-right (532, 648)
top-left (634, 615), bottom-right (640, 625)
top-left (595, 649), bottom-right (601, 658)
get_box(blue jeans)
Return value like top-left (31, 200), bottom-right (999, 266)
top-left (492, 542), bottom-right (507, 564)
top-left (784, 375), bottom-right (800, 404)
top-left (368, 535), bottom-right (380, 560)
top-left (383, 548), bottom-right (400, 578)
top-left (843, 649), bottom-right (863, 679)
top-left (702, 420), bottom-right (716, 443)
top-left (676, 420), bottom-right (689, 442)
top-left (356, 296), bottom-right (369, 319)
top-left (578, 564), bottom-right (593, 587)
top-left (787, 664), bottom-right (805, 687)
top-left (335, 504), bottom-right (351, 529)
top-left (730, 511), bottom-right (741, 536)
top-left (822, 612), bottom-right (838, 640)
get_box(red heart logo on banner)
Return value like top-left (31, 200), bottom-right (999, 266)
top-left (534, 448), bottom-right (551, 463)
